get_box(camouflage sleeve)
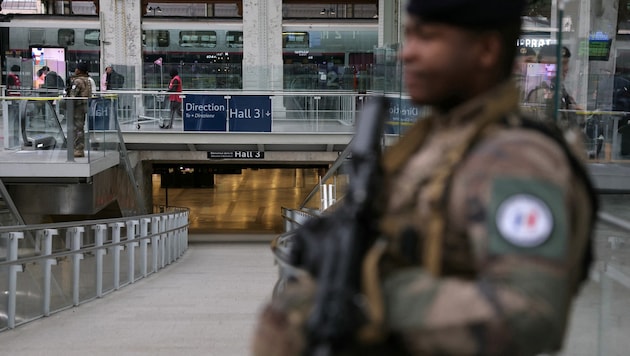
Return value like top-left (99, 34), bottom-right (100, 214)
top-left (523, 86), bottom-right (552, 122)
top-left (381, 128), bottom-right (593, 355)
top-left (69, 78), bottom-right (87, 98)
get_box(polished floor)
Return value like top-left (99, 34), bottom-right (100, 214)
top-left (151, 167), bottom-right (323, 234)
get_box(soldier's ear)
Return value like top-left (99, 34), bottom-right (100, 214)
top-left (476, 32), bottom-right (502, 72)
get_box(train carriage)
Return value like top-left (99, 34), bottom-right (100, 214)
top-left (1, 15), bottom-right (378, 91)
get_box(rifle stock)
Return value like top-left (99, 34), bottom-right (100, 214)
top-left (303, 95), bottom-right (389, 355)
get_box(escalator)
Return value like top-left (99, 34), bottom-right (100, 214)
top-left (19, 97), bottom-right (67, 150)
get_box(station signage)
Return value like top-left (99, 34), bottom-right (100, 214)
top-left (207, 151), bottom-right (265, 159)
top-left (183, 95), bottom-right (272, 132)
top-left (183, 95), bottom-right (227, 131)
top-left (228, 95), bottom-right (272, 132)
top-left (385, 97), bottom-right (423, 135)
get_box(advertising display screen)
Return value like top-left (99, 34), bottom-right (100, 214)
top-left (30, 47), bottom-right (67, 89)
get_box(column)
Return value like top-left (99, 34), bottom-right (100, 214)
top-left (241, 0), bottom-right (283, 91)
top-left (564, 0), bottom-right (591, 108)
top-left (588, 0), bottom-right (620, 111)
top-left (98, 0), bottom-right (143, 89)
top-left (379, 0), bottom-right (403, 47)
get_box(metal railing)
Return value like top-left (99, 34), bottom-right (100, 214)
top-left (0, 206), bottom-right (189, 332)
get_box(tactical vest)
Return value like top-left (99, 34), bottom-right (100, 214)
top-left (359, 85), bottom-right (598, 342)
top-left (380, 101), bottom-right (596, 279)
top-left (70, 75), bottom-right (92, 98)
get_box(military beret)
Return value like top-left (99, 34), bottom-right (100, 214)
top-left (406, 0), bottom-right (527, 28)
top-left (76, 62), bottom-right (89, 73)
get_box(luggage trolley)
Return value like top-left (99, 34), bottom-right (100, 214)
top-left (137, 91), bottom-right (167, 129)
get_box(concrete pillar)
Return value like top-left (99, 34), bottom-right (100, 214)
top-left (588, 0), bottom-right (620, 111)
top-left (379, 0), bottom-right (403, 47)
top-left (564, 0), bottom-right (591, 108)
top-left (99, 0), bottom-right (143, 89)
top-left (241, 0), bottom-right (283, 91)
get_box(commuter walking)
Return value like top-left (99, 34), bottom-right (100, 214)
top-left (160, 68), bottom-right (182, 129)
top-left (252, 0), bottom-right (598, 355)
top-left (34, 66), bottom-right (49, 89)
top-left (100, 64), bottom-right (123, 91)
top-left (7, 65), bottom-right (21, 96)
top-left (101, 64), bottom-right (112, 91)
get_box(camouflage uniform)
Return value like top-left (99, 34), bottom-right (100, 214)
top-left (525, 81), bottom-right (580, 130)
top-left (68, 73), bottom-right (92, 156)
top-left (252, 84), bottom-right (596, 356)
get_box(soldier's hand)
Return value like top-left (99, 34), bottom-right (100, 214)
top-left (289, 212), bottom-right (348, 278)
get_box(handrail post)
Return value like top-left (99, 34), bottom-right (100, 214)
top-left (126, 220), bottom-right (139, 284)
top-left (93, 224), bottom-right (107, 298)
top-left (151, 216), bottom-right (160, 273)
top-left (168, 214), bottom-right (175, 264)
top-left (177, 212), bottom-right (185, 258)
top-left (140, 218), bottom-right (150, 277)
top-left (41, 229), bottom-right (58, 315)
top-left (184, 211), bottom-right (189, 251)
top-left (7, 232), bottom-right (24, 329)
top-left (69, 227), bottom-right (85, 306)
top-left (160, 215), bottom-right (168, 268)
top-left (109, 222), bottom-right (124, 290)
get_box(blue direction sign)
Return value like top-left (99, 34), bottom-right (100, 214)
top-left (183, 94), bottom-right (227, 131)
top-left (385, 97), bottom-right (423, 135)
top-left (228, 95), bottom-right (272, 132)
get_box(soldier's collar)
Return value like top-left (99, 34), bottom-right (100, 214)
top-left (431, 81), bottom-right (519, 128)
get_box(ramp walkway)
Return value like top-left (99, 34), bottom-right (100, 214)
top-left (0, 241), bottom-right (277, 356)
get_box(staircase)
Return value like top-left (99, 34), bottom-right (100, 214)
top-left (0, 179), bottom-right (24, 226)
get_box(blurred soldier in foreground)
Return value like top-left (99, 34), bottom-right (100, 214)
top-left (252, 0), bottom-right (598, 355)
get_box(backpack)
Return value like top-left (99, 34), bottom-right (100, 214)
top-left (43, 72), bottom-right (65, 89)
top-left (110, 72), bottom-right (124, 89)
top-left (7, 73), bottom-right (21, 87)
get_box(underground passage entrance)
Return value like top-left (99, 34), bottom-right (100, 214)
top-left (152, 164), bottom-right (329, 234)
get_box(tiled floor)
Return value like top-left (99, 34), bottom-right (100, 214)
top-left (152, 167), bottom-right (322, 234)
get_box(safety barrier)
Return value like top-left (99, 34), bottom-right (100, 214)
top-left (0, 207), bottom-right (189, 332)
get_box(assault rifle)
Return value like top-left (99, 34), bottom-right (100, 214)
top-left (289, 95), bottom-right (389, 355)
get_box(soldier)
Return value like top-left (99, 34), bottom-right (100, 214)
top-left (68, 61), bottom-right (93, 157)
top-left (525, 45), bottom-right (581, 129)
top-left (252, 0), bottom-right (598, 355)
top-left (513, 47), bottom-right (537, 103)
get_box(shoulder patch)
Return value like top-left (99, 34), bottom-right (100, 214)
top-left (496, 194), bottom-right (553, 247)
top-left (488, 178), bottom-right (567, 259)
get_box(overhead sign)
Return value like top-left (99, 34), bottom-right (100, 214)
top-left (208, 151), bottom-right (265, 159)
top-left (183, 95), bottom-right (272, 132)
top-left (228, 95), bottom-right (272, 132)
top-left (183, 95), bottom-right (227, 131)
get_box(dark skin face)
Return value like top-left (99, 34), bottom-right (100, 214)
top-left (401, 16), bottom-right (505, 112)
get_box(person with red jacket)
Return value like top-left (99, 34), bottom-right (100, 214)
top-left (7, 65), bottom-right (21, 96)
top-left (160, 68), bottom-right (182, 129)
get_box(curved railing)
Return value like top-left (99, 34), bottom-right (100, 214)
top-left (0, 206), bottom-right (189, 332)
